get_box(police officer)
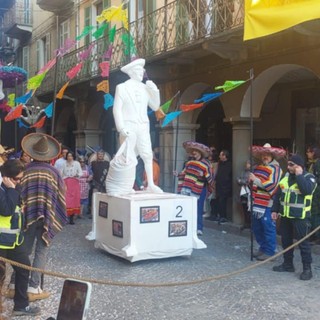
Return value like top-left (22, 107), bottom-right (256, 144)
top-left (272, 154), bottom-right (316, 280)
top-left (0, 159), bottom-right (40, 316)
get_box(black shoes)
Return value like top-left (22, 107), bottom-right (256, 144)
top-left (300, 264), bottom-right (312, 280)
top-left (12, 306), bottom-right (41, 317)
top-left (218, 217), bottom-right (228, 224)
top-left (273, 263), bottom-right (295, 272)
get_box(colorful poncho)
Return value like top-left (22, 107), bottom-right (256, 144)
top-left (252, 159), bottom-right (282, 218)
top-left (21, 162), bottom-right (67, 246)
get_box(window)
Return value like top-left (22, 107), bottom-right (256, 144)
top-left (36, 33), bottom-right (51, 71)
top-left (60, 20), bottom-right (70, 47)
top-left (22, 46), bottom-right (29, 72)
top-left (24, 0), bottom-right (31, 24)
top-left (84, 7), bottom-right (91, 46)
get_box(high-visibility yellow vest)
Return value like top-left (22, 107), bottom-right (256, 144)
top-left (0, 206), bottom-right (23, 249)
top-left (279, 174), bottom-right (314, 219)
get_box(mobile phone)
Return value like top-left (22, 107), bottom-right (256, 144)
top-left (56, 279), bottom-right (92, 320)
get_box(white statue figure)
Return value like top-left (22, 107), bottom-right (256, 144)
top-left (109, 58), bottom-right (163, 194)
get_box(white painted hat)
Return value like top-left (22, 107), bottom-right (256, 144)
top-left (121, 58), bottom-right (145, 75)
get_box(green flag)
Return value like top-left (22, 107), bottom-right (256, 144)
top-left (215, 80), bottom-right (246, 92)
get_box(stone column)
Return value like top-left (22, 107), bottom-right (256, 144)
top-left (159, 122), bottom-right (200, 192)
top-left (231, 119), bottom-right (251, 225)
top-left (73, 129), bottom-right (104, 151)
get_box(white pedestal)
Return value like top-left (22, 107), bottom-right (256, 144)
top-left (93, 192), bottom-right (206, 262)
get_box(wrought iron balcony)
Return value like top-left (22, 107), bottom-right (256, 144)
top-left (36, 0), bottom-right (74, 13)
top-left (37, 0), bottom-right (244, 98)
top-left (3, 0), bottom-right (33, 41)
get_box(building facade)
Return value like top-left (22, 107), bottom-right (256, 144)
top-left (2, 0), bottom-right (320, 225)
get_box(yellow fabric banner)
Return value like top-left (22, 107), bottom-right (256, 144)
top-left (244, 0), bottom-right (320, 40)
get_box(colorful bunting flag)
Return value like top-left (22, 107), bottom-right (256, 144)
top-left (109, 25), bottom-right (116, 43)
top-left (16, 91), bottom-right (33, 104)
top-left (55, 39), bottom-right (77, 57)
top-left (31, 116), bottom-right (46, 128)
top-left (17, 118), bottom-right (29, 128)
top-left (99, 61), bottom-right (110, 77)
top-left (27, 72), bottom-right (47, 91)
top-left (215, 80), bottom-right (246, 92)
top-left (37, 58), bottom-right (56, 75)
top-left (44, 102), bottom-right (53, 118)
top-left (103, 93), bottom-right (114, 110)
top-left (92, 24), bottom-right (108, 39)
top-left (97, 80), bottom-right (109, 93)
top-left (76, 26), bottom-right (96, 40)
top-left (96, 4), bottom-right (128, 30)
top-left (56, 81), bottom-right (70, 99)
top-left (0, 102), bottom-right (11, 113)
top-left (161, 111), bottom-right (182, 128)
top-left (4, 104), bottom-right (23, 122)
top-left (66, 63), bottom-right (83, 80)
top-left (79, 44), bottom-right (94, 61)
top-left (194, 92), bottom-right (222, 103)
top-left (7, 94), bottom-right (15, 107)
top-left (244, 0), bottom-right (320, 41)
top-left (160, 91), bottom-right (180, 114)
top-left (180, 103), bottom-right (204, 112)
top-left (121, 33), bottom-right (137, 56)
top-left (103, 44), bottom-right (113, 60)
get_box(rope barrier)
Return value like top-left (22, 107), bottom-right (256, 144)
top-left (1, 224), bottom-right (320, 288)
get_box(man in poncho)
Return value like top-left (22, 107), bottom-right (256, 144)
top-left (8, 133), bottom-right (67, 301)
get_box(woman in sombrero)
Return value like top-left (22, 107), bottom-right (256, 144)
top-left (249, 143), bottom-right (285, 261)
top-left (177, 141), bottom-right (214, 236)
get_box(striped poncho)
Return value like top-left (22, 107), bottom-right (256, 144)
top-left (252, 159), bottom-right (282, 217)
top-left (178, 159), bottom-right (214, 198)
top-left (21, 162), bottom-right (68, 246)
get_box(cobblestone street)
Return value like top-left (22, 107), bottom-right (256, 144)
top-left (3, 218), bottom-right (320, 320)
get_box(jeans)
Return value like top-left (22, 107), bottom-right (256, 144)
top-left (0, 240), bottom-right (30, 310)
top-left (11, 219), bottom-right (49, 289)
top-left (197, 187), bottom-right (206, 231)
top-left (252, 207), bottom-right (277, 256)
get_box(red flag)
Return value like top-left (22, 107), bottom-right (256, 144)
top-left (4, 104), bottom-right (23, 122)
top-left (180, 103), bottom-right (204, 112)
top-left (31, 116), bottom-right (47, 128)
top-left (66, 63), bottom-right (83, 80)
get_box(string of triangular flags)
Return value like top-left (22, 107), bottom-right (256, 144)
top-left (158, 80), bottom-right (248, 127)
top-left (3, 2), bottom-right (130, 128)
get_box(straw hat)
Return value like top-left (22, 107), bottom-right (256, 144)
top-left (183, 141), bottom-right (211, 158)
top-left (121, 58), bottom-right (145, 75)
top-left (251, 143), bottom-right (286, 159)
top-left (21, 133), bottom-right (61, 161)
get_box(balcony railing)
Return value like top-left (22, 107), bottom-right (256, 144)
top-left (37, 0), bottom-right (244, 96)
top-left (3, 2), bottom-right (33, 29)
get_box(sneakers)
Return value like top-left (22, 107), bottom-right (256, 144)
top-left (12, 306), bottom-right (41, 317)
top-left (256, 253), bottom-right (274, 261)
top-left (273, 263), bottom-right (295, 272)
top-left (252, 250), bottom-right (263, 258)
top-left (202, 212), bottom-right (211, 218)
top-left (197, 230), bottom-right (203, 236)
top-left (27, 286), bottom-right (51, 302)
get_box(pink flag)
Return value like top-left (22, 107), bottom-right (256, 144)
top-left (99, 61), bottom-right (110, 77)
top-left (66, 63), bottom-right (83, 80)
top-left (37, 58), bottom-right (57, 75)
top-left (55, 39), bottom-right (77, 57)
top-left (102, 44), bottom-right (113, 60)
top-left (79, 44), bottom-right (94, 61)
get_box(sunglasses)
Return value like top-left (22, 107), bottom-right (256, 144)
top-left (287, 162), bottom-right (295, 167)
top-left (12, 177), bottom-right (22, 182)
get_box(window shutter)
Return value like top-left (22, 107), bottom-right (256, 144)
top-left (45, 33), bottom-right (51, 63)
top-left (103, 0), bottom-right (110, 9)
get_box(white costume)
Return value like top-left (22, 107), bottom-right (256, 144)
top-left (111, 58), bottom-right (163, 194)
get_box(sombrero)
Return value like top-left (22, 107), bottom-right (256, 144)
top-left (251, 143), bottom-right (286, 159)
top-left (21, 133), bottom-right (61, 161)
top-left (183, 141), bottom-right (211, 158)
